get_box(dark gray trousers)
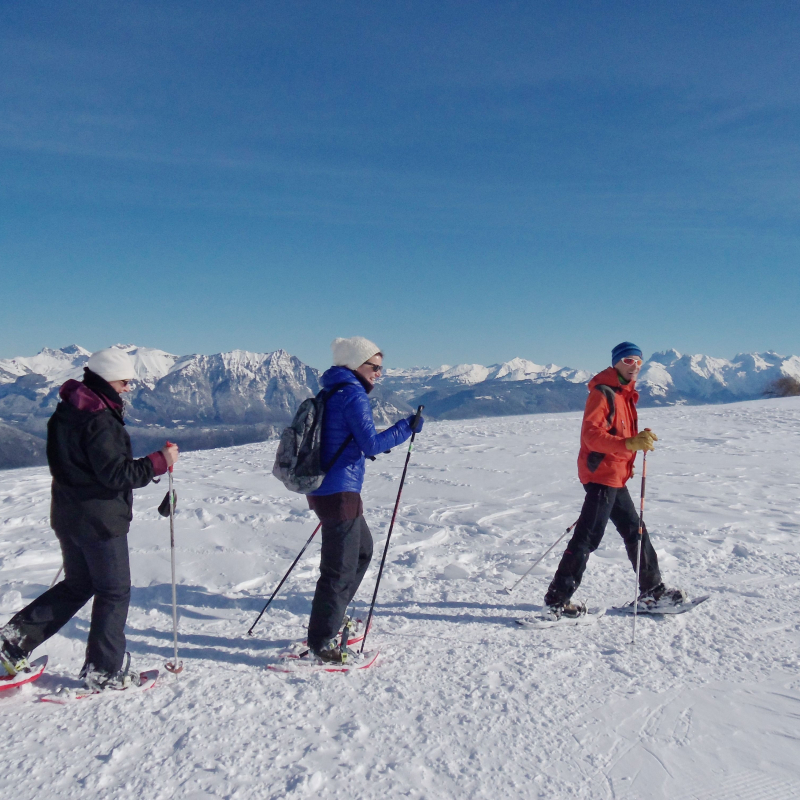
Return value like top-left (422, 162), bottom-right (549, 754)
top-left (544, 482), bottom-right (661, 606)
top-left (7, 531), bottom-right (131, 674)
top-left (307, 515), bottom-right (373, 651)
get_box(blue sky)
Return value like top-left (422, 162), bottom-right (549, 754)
top-left (1, 1), bottom-right (798, 373)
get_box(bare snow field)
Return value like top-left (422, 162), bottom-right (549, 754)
top-left (2, 397), bottom-right (800, 800)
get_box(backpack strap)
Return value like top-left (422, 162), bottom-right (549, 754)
top-left (594, 384), bottom-right (619, 435)
top-left (322, 433), bottom-right (354, 472)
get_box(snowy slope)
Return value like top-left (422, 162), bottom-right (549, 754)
top-left (1, 397), bottom-right (800, 799)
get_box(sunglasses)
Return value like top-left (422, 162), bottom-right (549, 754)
top-left (621, 357), bottom-right (643, 366)
top-left (362, 361), bottom-right (383, 373)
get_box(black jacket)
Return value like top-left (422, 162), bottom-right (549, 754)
top-left (47, 378), bottom-right (156, 539)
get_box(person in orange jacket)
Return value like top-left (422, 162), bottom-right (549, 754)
top-left (542, 342), bottom-right (685, 620)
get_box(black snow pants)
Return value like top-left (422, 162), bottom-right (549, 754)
top-left (6, 530), bottom-right (131, 674)
top-left (544, 482), bottom-right (661, 607)
top-left (307, 515), bottom-right (373, 651)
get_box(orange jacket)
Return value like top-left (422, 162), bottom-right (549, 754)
top-left (577, 367), bottom-right (639, 488)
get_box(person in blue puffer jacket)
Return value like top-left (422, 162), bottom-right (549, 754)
top-left (306, 336), bottom-right (424, 662)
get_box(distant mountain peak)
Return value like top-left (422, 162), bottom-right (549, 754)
top-left (648, 349), bottom-right (682, 365)
top-left (441, 364), bottom-right (491, 384)
top-left (58, 344), bottom-right (92, 356)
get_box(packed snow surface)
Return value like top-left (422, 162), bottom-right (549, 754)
top-left (1, 398), bottom-right (800, 800)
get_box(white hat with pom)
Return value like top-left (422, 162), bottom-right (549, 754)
top-left (331, 337), bottom-right (382, 370)
top-left (87, 348), bottom-right (136, 382)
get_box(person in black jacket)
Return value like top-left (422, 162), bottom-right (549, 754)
top-left (0, 348), bottom-right (178, 689)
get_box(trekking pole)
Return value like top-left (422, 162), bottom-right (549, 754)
top-left (360, 405), bottom-right (424, 654)
top-left (247, 522), bottom-right (322, 636)
top-left (631, 451), bottom-right (647, 645)
top-left (163, 444), bottom-right (183, 674)
top-left (503, 519), bottom-right (580, 595)
top-left (50, 566), bottom-right (63, 587)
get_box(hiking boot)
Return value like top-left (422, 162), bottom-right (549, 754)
top-left (0, 637), bottom-right (30, 676)
top-left (637, 583), bottom-right (687, 611)
top-left (311, 640), bottom-right (354, 665)
top-left (80, 652), bottom-right (141, 692)
top-left (542, 601), bottom-right (587, 621)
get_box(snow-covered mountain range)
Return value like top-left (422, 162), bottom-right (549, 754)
top-left (383, 357), bottom-right (591, 393)
top-left (381, 358), bottom-right (593, 420)
top-left (0, 345), bottom-right (413, 467)
top-left (0, 344), bottom-right (798, 469)
top-left (0, 344), bottom-right (177, 388)
top-left (381, 350), bottom-right (800, 419)
top-left (637, 349), bottom-right (800, 404)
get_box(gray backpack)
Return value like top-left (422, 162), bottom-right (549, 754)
top-left (272, 384), bottom-right (353, 494)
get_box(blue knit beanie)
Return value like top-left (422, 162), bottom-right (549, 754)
top-left (611, 341), bottom-right (643, 364)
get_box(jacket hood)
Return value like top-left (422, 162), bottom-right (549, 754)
top-left (320, 366), bottom-right (365, 392)
top-left (59, 380), bottom-right (116, 413)
top-left (588, 366), bottom-right (638, 397)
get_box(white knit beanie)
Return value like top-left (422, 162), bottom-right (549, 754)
top-left (87, 348), bottom-right (136, 382)
top-left (331, 337), bottom-right (382, 370)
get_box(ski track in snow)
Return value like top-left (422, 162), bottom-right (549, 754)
top-left (1, 397), bottom-right (800, 799)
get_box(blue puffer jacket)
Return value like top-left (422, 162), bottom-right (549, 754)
top-left (310, 366), bottom-right (412, 496)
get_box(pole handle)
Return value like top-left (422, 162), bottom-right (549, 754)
top-left (410, 405), bottom-right (424, 439)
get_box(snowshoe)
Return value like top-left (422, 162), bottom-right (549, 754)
top-left (637, 583), bottom-right (687, 611)
top-left (42, 666), bottom-right (158, 704)
top-left (310, 639), bottom-right (357, 665)
top-left (0, 637), bottom-right (30, 677)
top-left (1, 656), bottom-right (48, 692)
top-left (269, 640), bottom-right (379, 673)
top-left (543, 600), bottom-right (587, 621)
top-left (80, 652), bottom-right (142, 692)
top-left (516, 604), bottom-right (604, 629)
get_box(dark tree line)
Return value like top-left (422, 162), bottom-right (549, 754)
top-left (764, 376), bottom-right (800, 397)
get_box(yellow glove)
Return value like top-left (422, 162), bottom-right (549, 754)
top-left (625, 428), bottom-right (658, 452)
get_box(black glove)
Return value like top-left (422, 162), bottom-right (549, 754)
top-left (158, 490), bottom-right (178, 517)
top-left (407, 414), bottom-right (424, 434)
